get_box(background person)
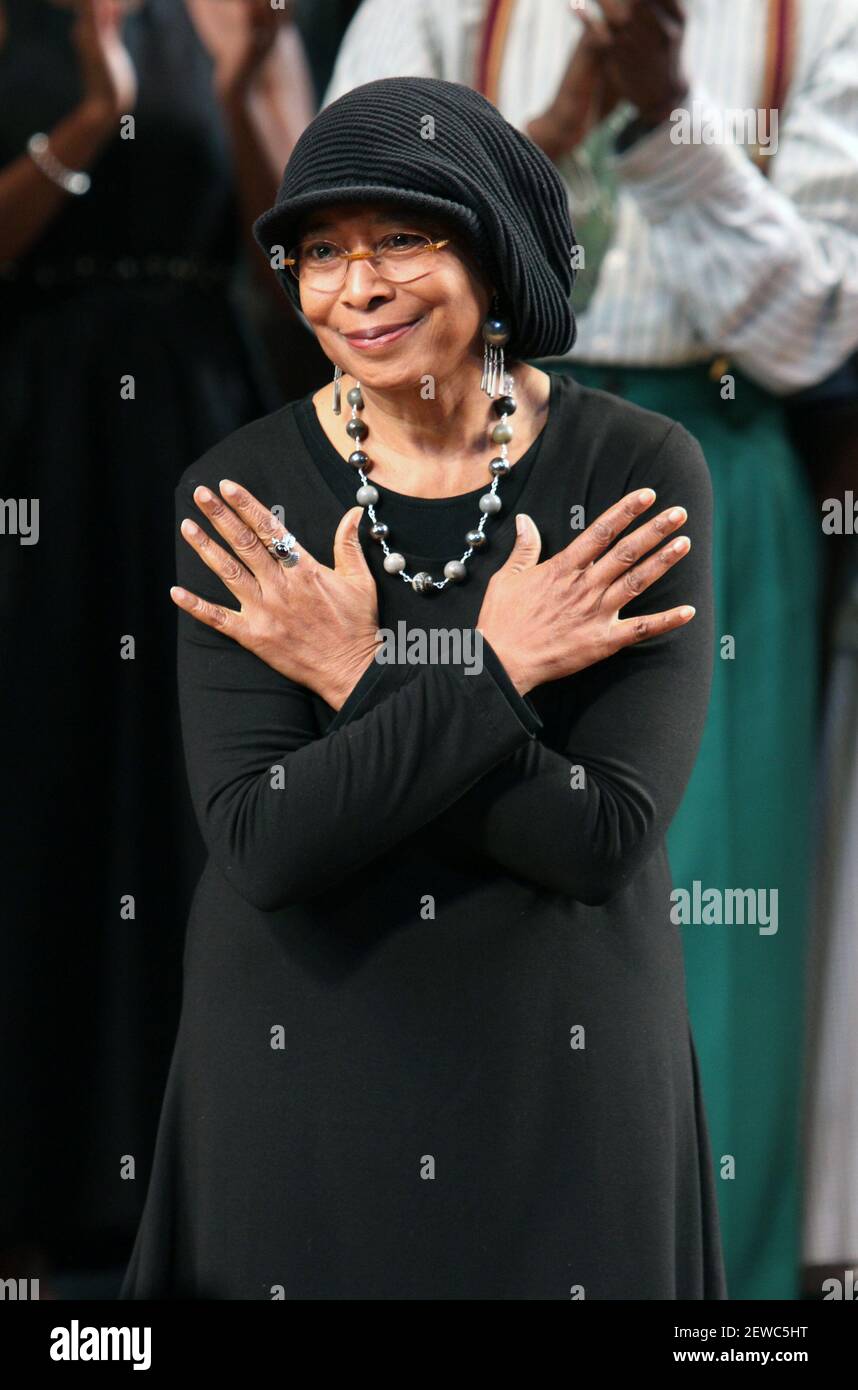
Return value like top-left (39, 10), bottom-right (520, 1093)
top-left (0, 0), bottom-right (314, 1291)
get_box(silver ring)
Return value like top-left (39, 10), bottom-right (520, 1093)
top-left (269, 532), bottom-right (300, 567)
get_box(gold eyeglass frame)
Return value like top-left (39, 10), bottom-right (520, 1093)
top-left (282, 233), bottom-right (452, 287)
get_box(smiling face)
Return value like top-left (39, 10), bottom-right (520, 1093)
top-left (292, 200), bottom-right (495, 389)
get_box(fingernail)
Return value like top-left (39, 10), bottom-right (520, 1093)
top-left (668, 507), bottom-right (686, 522)
top-left (516, 513), bottom-right (529, 536)
top-left (194, 486), bottom-right (213, 502)
top-left (681, 606), bottom-right (696, 618)
top-left (180, 518), bottom-right (199, 536)
top-left (171, 587), bottom-right (187, 601)
top-left (220, 479), bottom-right (238, 496)
top-left (638, 489), bottom-right (656, 504)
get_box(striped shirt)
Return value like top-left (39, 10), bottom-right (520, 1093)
top-left (322, 0), bottom-right (858, 395)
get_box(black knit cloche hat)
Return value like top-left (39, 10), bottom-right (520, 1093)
top-left (253, 76), bottom-right (578, 360)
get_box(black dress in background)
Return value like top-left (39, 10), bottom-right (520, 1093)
top-left (0, 0), bottom-right (277, 1261)
top-left (120, 370), bottom-right (727, 1299)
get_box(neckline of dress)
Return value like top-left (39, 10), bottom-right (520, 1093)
top-left (296, 369), bottom-right (568, 562)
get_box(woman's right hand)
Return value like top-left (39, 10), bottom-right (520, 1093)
top-left (72, 0), bottom-right (138, 123)
top-left (172, 481), bottom-right (382, 715)
top-left (475, 488), bottom-right (696, 696)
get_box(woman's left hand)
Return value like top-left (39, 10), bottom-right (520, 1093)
top-left (172, 480), bottom-right (380, 711)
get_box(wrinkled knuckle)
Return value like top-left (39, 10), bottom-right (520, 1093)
top-left (592, 519), bottom-right (613, 543)
top-left (624, 568), bottom-right (644, 596)
top-left (633, 616), bottom-right (650, 641)
top-left (222, 557), bottom-right (243, 583)
top-left (615, 544), bottom-right (637, 567)
top-left (210, 605), bottom-right (228, 629)
top-left (233, 525), bottom-right (258, 553)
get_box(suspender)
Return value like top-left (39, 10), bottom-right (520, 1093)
top-left (474, 0), bottom-right (517, 103)
top-left (752, 0), bottom-right (798, 174)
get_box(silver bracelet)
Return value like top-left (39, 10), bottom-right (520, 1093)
top-left (26, 133), bottom-right (91, 196)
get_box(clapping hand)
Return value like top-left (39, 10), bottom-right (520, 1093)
top-left (527, 1), bottom-right (689, 158)
top-left (190, 0), bottom-right (296, 99)
top-left (72, 0), bottom-right (138, 122)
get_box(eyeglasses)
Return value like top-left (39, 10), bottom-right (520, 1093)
top-left (283, 230), bottom-right (451, 291)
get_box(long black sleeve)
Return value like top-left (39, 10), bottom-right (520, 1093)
top-left (173, 473), bottom-right (542, 912)
top-left (319, 422), bottom-right (714, 905)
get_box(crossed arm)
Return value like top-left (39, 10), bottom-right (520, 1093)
top-left (175, 423), bottom-right (713, 912)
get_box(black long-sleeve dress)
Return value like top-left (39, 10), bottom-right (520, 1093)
top-left (119, 368), bottom-right (727, 1300)
top-left (0, 0), bottom-right (277, 1259)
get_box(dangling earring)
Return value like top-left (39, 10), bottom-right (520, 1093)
top-left (332, 362), bottom-right (343, 415)
top-left (481, 292), bottom-right (511, 398)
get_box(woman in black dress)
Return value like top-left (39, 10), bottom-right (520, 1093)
top-left (120, 76), bottom-right (726, 1300)
top-left (0, 0), bottom-right (312, 1278)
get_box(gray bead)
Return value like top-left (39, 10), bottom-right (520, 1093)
top-left (356, 484), bottom-right (379, 506)
top-left (383, 552), bottom-right (406, 574)
top-left (347, 386), bottom-right (364, 408)
top-left (411, 571), bottom-right (435, 594)
top-left (479, 491), bottom-right (502, 514)
top-left (489, 456), bottom-right (511, 477)
top-left (466, 528), bottom-right (487, 549)
top-left (443, 559), bottom-right (467, 582)
top-left (491, 421), bottom-right (513, 445)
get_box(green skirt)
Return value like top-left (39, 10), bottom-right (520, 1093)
top-left (529, 358), bottom-right (822, 1300)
